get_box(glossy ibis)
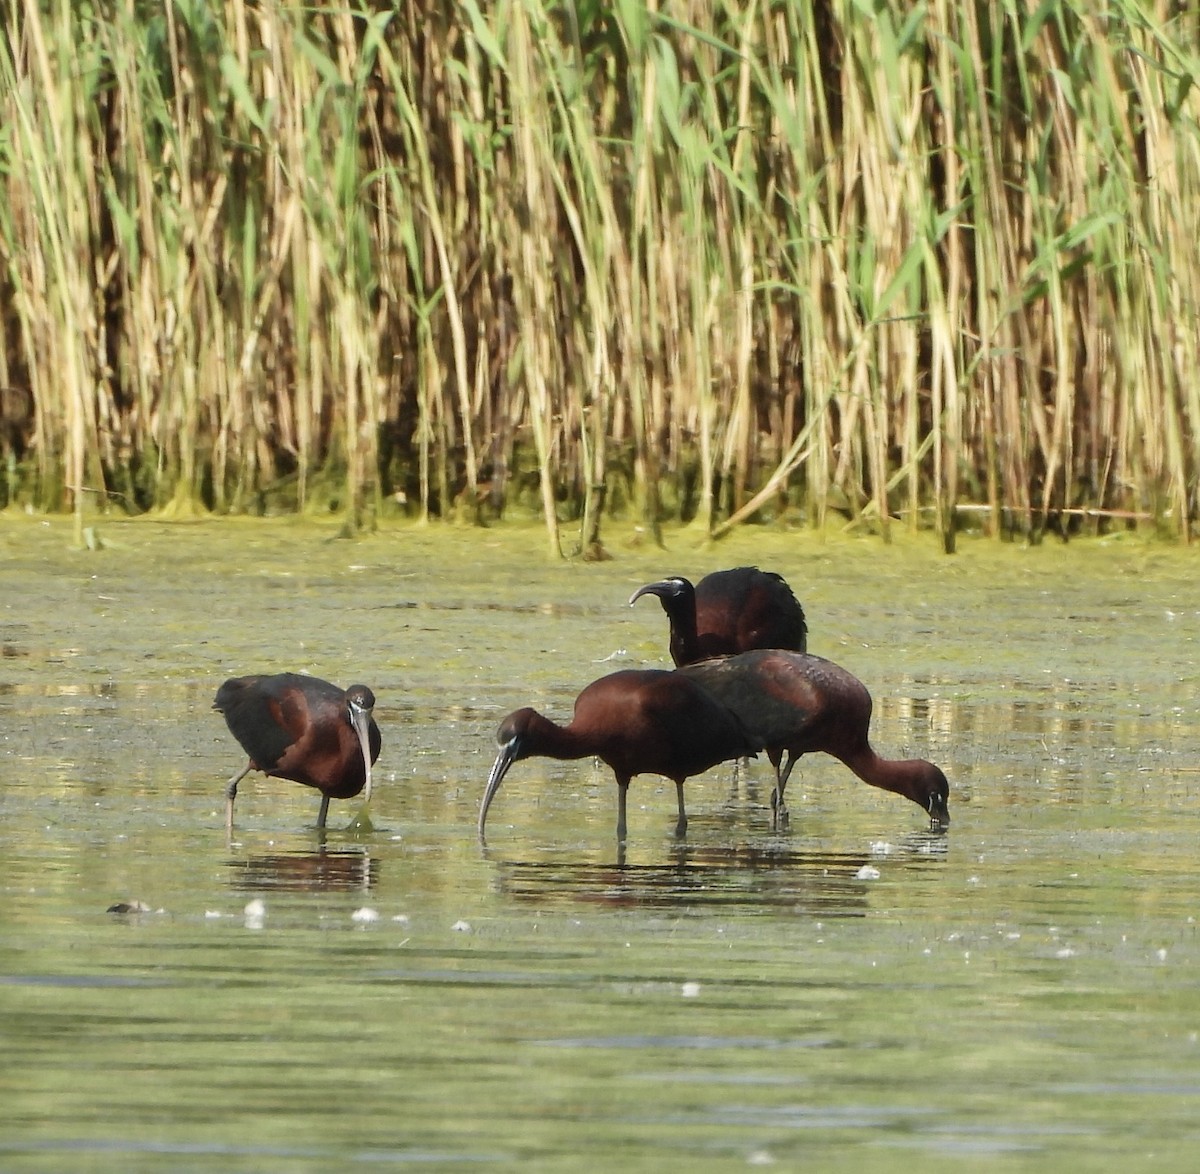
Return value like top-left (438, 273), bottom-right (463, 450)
top-left (214, 673), bottom-right (381, 831)
top-left (678, 650), bottom-right (950, 829)
top-left (478, 669), bottom-right (756, 842)
top-left (629, 566), bottom-right (808, 666)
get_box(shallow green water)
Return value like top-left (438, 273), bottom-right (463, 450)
top-left (2, 516), bottom-right (1199, 1171)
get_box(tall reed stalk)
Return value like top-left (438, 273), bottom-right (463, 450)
top-left (2, 1), bottom-right (1198, 547)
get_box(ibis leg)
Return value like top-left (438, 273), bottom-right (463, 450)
top-left (772, 753), bottom-right (798, 831)
top-left (674, 781), bottom-right (688, 838)
top-left (225, 763), bottom-right (252, 833)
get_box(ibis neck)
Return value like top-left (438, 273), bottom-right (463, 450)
top-left (527, 712), bottom-right (600, 763)
top-left (838, 745), bottom-right (930, 808)
top-left (667, 606), bottom-right (699, 667)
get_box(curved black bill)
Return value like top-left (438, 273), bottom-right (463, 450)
top-left (349, 705), bottom-right (374, 805)
top-left (478, 738), bottom-right (519, 838)
top-left (928, 794), bottom-right (950, 829)
top-left (628, 580), bottom-right (678, 607)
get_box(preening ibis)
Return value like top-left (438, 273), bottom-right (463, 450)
top-left (214, 673), bottom-right (381, 831)
top-left (629, 566), bottom-right (808, 666)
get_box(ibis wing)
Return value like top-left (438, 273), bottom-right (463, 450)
top-left (677, 654), bottom-right (820, 752)
top-left (738, 571), bottom-right (807, 651)
top-left (214, 675), bottom-right (309, 770)
top-left (693, 567), bottom-right (807, 654)
top-left (638, 674), bottom-right (757, 777)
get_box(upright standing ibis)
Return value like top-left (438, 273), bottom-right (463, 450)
top-left (677, 650), bottom-right (950, 829)
top-left (629, 566), bottom-right (808, 666)
top-left (478, 669), bottom-right (756, 842)
top-left (214, 673), bottom-right (381, 831)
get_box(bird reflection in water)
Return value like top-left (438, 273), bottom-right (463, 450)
top-left (227, 847), bottom-right (377, 893)
top-left (484, 834), bottom-right (946, 916)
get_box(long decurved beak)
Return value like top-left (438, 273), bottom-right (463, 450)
top-left (349, 704), bottom-right (374, 805)
top-left (628, 580), bottom-right (671, 607)
top-left (478, 737), bottom-right (519, 839)
top-left (928, 793), bottom-right (950, 829)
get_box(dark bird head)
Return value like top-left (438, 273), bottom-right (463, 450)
top-left (344, 685), bottom-right (377, 804)
top-left (478, 708), bottom-right (538, 839)
top-left (628, 576), bottom-right (694, 611)
top-left (925, 765), bottom-right (951, 829)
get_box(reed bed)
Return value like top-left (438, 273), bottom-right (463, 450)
top-left (1, 0), bottom-right (1198, 549)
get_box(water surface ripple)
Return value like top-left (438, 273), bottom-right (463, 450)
top-left (3, 518), bottom-right (1199, 1169)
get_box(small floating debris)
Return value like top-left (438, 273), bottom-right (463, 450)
top-left (392, 914), bottom-right (410, 924)
top-left (107, 900), bottom-right (151, 915)
top-left (244, 898), bottom-right (266, 929)
top-left (855, 864), bottom-right (881, 881)
top-left (351, 907), bottom-right (380, 924)
top-left (451, 919), bottom-right (472, 933)
top-left (681, 981), bottom-right (701, 998)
